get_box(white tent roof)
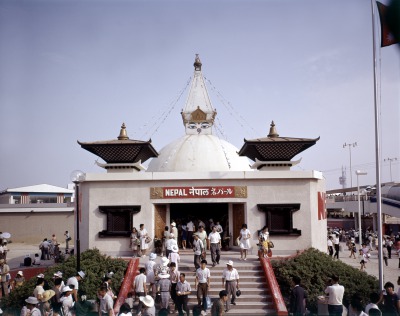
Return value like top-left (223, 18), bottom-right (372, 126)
top-left (2, 184), bottom-right (74, 194)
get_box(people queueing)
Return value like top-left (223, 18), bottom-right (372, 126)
top-left (133, 267), bottom-right (147, 315)
top-left (325, 275), bottom-right (345, 316)
top-left (98, 284), bottom-right (114, 316)
top-left (157, 270), bottom-right (171, 311)
top-left (222, 260), bottom-right (239, 311)
top-left (176, 273), bottom-right (191, 316)
top-left (209, 226), bottom-right (221, 267)
top-left (169, 262), bottom-right (180, 313)
top-left (145, 253), bottom-right (157, 297)
top-left (193, 233), bottom-right (204, 271)
top-left (289, 276), bottom-right (307, 316)
top-left (195, 259), bottom-right (211, 315)
top-left (66, 270), bottom-right (85, 302)
top-left (168, 245), bottom-right (181, 270)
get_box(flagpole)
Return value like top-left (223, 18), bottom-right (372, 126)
top-left (371, 0), bottom-right (384, 291)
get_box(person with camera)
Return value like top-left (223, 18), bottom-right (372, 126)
top-left (324, 275), bottom-right (344, 316)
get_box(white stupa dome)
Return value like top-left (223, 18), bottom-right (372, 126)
top-left (147, 134), bottom-right (251, 172)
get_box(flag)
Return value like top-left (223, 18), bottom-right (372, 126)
top-left (376, 1), bottom-right (399, 47)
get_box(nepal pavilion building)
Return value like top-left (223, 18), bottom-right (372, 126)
top-left (76, 55), bottom-right (326, 256)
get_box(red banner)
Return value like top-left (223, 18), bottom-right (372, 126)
top-left (163, 186), bottom-right (236, 199)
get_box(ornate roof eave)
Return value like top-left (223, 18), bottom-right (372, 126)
top-left (95, 160), bottom-right (146, 172)
top-left (250, 158), bottom-right (302, 170)
top-left (77, 123), bottom-right (159, 164)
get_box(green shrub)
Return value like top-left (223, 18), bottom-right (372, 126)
top-left (0, 248), bottom-right (128, 314)
top-left (272, 248), bottom-right (379, 314)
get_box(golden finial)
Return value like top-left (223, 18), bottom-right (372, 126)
top-left (268, 121), bottom-right (279, 138)
top-left (117, 123), bottom-right (129, 140)
top-left (194, 54), bottom-right (202, 71)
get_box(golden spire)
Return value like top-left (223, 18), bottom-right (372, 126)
top-left (117, 123), bottom-right (129, 140)
top-left (268, 121), bottom-right (279, 138)
top-left (194, 54), bottom-right (202, 71)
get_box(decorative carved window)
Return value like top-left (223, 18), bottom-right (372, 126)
top-left (98, 205), bottom-right (140, 237)
top-left (257, 203), bottom-right (301, 236)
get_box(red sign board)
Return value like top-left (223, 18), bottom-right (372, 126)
top-left (163, 186), bottom-right (236, 199)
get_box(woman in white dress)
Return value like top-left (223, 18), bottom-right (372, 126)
top-left (237, 223), bottom-right (251, 260)
top-left (139, 224), bottom-right (149, 258)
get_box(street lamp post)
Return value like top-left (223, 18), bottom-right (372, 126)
top-left (356, 170), bottom-right (367, 250)
top-left (343, 142), bottom-right (357, 188)
top-left (70, 170), bottom-right (85, 272)
top-left (384, 157), bottom-right (398, 182)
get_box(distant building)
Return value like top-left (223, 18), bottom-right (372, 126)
top-left (0, 184), bottom-right (74, 242)
top-left (76, 55), bottom-right (326, 256)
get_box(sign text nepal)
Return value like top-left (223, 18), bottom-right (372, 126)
top-left (150, 186), bottom-right (247, 199)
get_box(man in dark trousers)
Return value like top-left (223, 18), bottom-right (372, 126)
top-left (289, 276), bottom-right (307, 316)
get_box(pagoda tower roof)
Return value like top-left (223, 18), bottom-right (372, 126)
top-left (238, 121), bottom-right (319, 162)
top-left (78, 123), bottom-right (158, 164)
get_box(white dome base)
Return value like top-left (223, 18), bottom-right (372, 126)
top-left (147, 134), bottom-right (251, 172)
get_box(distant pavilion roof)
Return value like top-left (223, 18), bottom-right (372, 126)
top-left (238, 121), bottom-right (319, 162)
top-left (78, 123), bottom-right (159, 164)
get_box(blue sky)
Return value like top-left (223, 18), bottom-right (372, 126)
top-left (0, 0), bottom-right (399, 190)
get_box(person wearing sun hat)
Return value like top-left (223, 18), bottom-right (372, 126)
top-left (11, 270), bottom-right (25, 289)
top-left (145, 253), bottom-right (157, 297)
top-left (157, 271), bottom-right (171, 310)
top-left (41, 290), bottom-right (56, 315)
top-left (67, 270), bottom-right (85, 302)
top-left (20, 297), bottom-right (41, 316)
top-left (168, 244), bottom-right (181, 270)
top-left (222, 260), bottom-right (240, 311)
top-left (60, 286), bottom-right (74, 316)
top-left (139, 295), bottom-right (155, 316)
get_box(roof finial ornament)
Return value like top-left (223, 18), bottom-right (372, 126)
top-left (117, 122), bottom-right (129, 140)
top-left (194, 54), bottom-right (202, 71)
top-left (268, 120), bottom-right (279, 138)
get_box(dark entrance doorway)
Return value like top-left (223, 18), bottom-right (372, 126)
top-left (170, 202), bottom-right (229, 238)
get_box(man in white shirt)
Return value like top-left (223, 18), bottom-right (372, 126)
top-left (67, 270), bottom-right (85, 302)
top-left (325, 275), bottom-right (344, 316)
top-left (193, 234), bottom-right (204, 270)
top-left (134, 268), bottom-right (147, 315)
top-left (208, 226), bottom-right (221, 267)
top-left (222, 260), bottom-right (239, 311)
top-left (187, 220), bottom-right (195, 248)
top-left (39, 238), bottom-right (50, 260)
top-left (98, 285), bottom-right (114, 316)
top-left (195, 259), bottom-right (211, 315)
top-left (333, 234), bottom-right (340, 259)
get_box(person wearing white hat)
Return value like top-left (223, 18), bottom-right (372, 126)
top-left (166, 234), bottom-right (178, 258)
top-left (60, 286), bottom-right (74, 316)
top-left (20, 297), bottom-right (41, 316)
top-left (157, 271), bottom-right (171, 310)
top-left (139, 295), bottom-right (155, 316)
top-left (170, 222), bottom-right (178, 245)
top-left (145, 253), bottom-right (157, 297)
top-left (66, 271), bottom-right (85, 302)
top-left (168, 245), bottom-right (181, 270)
top-left (222, 260), bottom-right (240, 311)
top-left (11, 270), bottom-right (25, 290)
top-left (0, 259), bottom-right (10, 298)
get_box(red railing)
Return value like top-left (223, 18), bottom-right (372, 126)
top-left (259, 257), bottom-right (288, 316)
top-left (113, 258), bottom-right (139, 314)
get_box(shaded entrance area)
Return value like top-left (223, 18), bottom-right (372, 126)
top-left (170, 202), bottom-right (229, 235)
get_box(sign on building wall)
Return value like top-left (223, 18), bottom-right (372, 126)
top-left (150, 186), bottom-right (247, 199)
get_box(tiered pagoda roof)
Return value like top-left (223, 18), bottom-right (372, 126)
top-left (78, 123), bottom-right (158, 168)
top-left (238, 121), bottom-right (319, 169)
